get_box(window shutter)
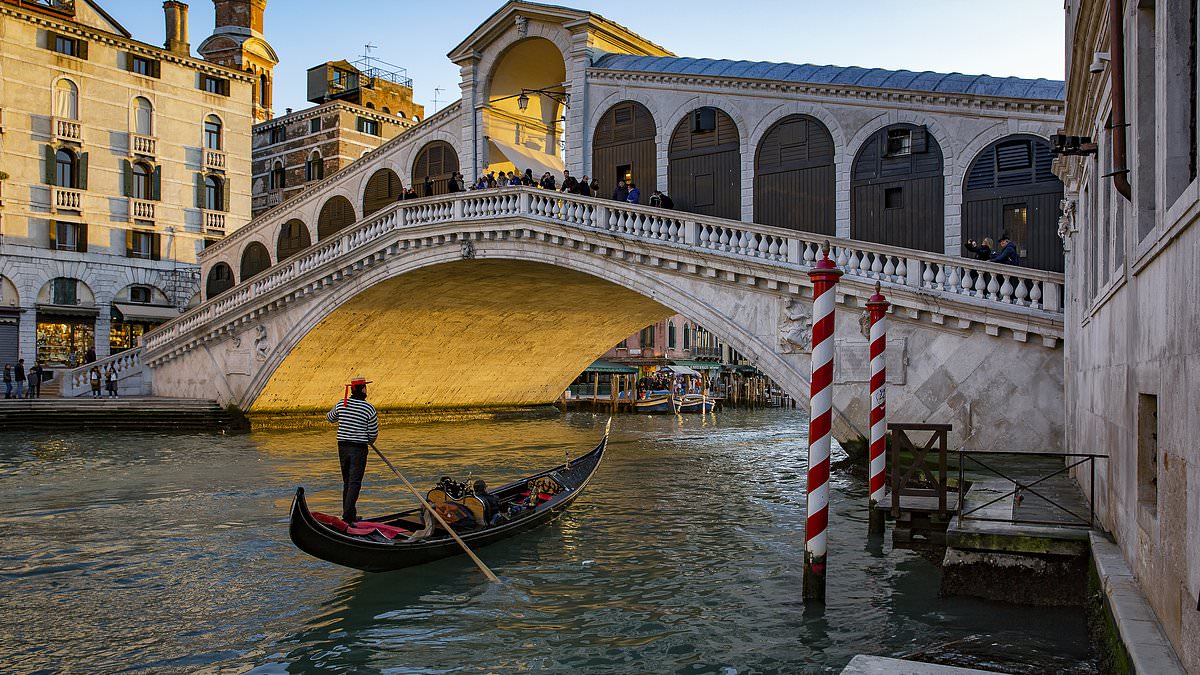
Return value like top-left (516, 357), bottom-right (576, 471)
top-left (78, 223), bottom-right (88, 252)
top-left (195, 173), bottom-right (205, 208)
top-left (78, 39), bottom-right (88, 61)
top-left (222, 79), bottom-right (230, 97)
top-left (122, 159), bottom-right (133, 197)
top-left (44, 145), bottom-right (57, 185)
top-left (48, 220), bottom-right (57, 250)
top-left (46, 31), bottom-right (58, 50)
top-left (126, 229), bottom-right (134, 257)
top-left (78, 152), bottom-right (89, 190)
top-left (123, 52), bottom-right (133, 72)
top-left (911, 127), bottom-right (928, 154)
top-left (152, 165), bottom-right (162, 201)
top-left (151, 233), bottom-right (161, 261)
top-left (222, 176), bottom-right (231, 212)
top-left (151, 59), bottom-right (161, 79)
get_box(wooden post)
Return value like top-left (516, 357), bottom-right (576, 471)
top-left (592, 373), bottom-right (599, 411)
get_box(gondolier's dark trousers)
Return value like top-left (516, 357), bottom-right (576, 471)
top-left (338, 441), bottom-right (369, 523)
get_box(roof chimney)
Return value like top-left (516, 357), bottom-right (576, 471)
top-left (163, 1), bottom-right (190, 57)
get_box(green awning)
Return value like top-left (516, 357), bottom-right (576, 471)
top-left (733, 365), bottom-right (761, 375)
top-left (670, 360), bottom-right (722, 371)
top-left (583, 359), bottom-right (638, 374)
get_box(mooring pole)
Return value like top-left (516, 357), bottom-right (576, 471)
top-left (867, 282), bottom-right (890, 535)
top-left (804, 241), bottom-right (842, 602)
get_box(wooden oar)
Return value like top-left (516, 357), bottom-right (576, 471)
top-left (369, 443), bottom-right (500, 583)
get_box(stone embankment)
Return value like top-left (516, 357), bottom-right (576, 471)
top-left (0, 398), bottom-right (247, 433)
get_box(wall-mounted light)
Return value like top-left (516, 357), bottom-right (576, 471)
top-left (1089, 51), bottom-right (1110, 74)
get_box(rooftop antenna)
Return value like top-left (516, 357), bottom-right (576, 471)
top-left (433, 87), bottom-right (445, 112)
top-left (362, 42), bottom-right (378, 70)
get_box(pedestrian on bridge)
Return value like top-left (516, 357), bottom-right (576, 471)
top-left (13, 359), bottom-right (25, 399)
top-left (989, 236), bottom-right (1021, 266)
top-left (326, 377), bottom-right (380, 525)
top-left (3, 363), bottom-right (12, 399)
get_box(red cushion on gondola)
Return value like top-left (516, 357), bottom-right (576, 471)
top-left (312, 512), bottom-right (411, 539)
top-left (518, 491), bottom-right (556, 503)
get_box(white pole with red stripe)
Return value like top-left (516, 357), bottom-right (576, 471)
top-left (804, 242), bottom-right (842, 602)
top-left (866, 283), bottom-right (890, 535)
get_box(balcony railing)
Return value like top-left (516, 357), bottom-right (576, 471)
top-left (52, 117), bottom-right (82, 143)
top-left (204, 150), bottom-right (226, 171)
top-left (204, 211), bottom-right (226, 235)
top-left (52, 186), bottom-right (83, 212)
top-left (129, 198), bottom-right (155, 221)
top-left (130, 133), bottom-right (156, 157)
top-left (267, 192), bottom-right (283, 206)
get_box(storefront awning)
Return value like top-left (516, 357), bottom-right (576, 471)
top-left (36, 303), bottom-right (99, 318)
top-left (488, 137), bottom-right (566, 181)
top-left (661, 364), bottom-right (701, 376)
top-left (670, 360), bottom-right (722, 371)
top-left (112, 303), bottom-right (180, 323)
top-left (583, 359), bottom-right (638, 374)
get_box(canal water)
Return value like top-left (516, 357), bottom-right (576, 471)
top-left (0, 409), bottom-right (1095, 673)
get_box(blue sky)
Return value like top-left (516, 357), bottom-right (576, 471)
top-left (102, 1), bottom-right (1066, 116)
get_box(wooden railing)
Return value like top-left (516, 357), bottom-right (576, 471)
top-left (888, 423), bottom-right (953, 520)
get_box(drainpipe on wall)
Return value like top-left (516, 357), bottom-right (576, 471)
top-left (1108, 0), bottom-right (1133, 200)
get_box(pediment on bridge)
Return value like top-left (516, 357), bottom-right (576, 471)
top-left (446, 0), bottom-right (673, 65)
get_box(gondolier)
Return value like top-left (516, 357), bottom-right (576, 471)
top-left (326, 377), bottom-right (379, 524)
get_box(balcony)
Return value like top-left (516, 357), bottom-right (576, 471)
top-left (130, 133), bottom-right (156, 157)
top-left (52, 117), bottom-right (82, 143)
top-left (204, 150), bottom-right (226, 171)
top-left (129, 198), bottom-right (155, 222)
top-left (266, 192), bottom-right (282, 207)
top-left (52, 186), bottom-right (83, 212)
top-left (204, 210), bottom-right (226, 235)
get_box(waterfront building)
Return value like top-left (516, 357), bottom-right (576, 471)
top-left (0, 0), bottom-right (270, 366)
top-left (1058, 1), bottom-right (1199, 670)
top-left (251, 58), bottom-right (424, 217)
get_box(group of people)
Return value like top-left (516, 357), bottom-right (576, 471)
top-left (455, 168), bottom-right (678, 210)
top-left (3, 358), bottom-right (45, 399)
top-left (86, 364), bottom-right (120, 398)
top-left (964, 235), bottom-right (1022, 266)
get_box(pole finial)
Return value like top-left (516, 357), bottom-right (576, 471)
top-left (821, 240), bottom-right (831, 259)
top-left (874, 281), bottom-right (881, 294)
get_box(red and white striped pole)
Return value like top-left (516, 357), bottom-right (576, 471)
top-left (804, 242), bottom-right (842, 602)
top-left (866, 282), bottom-right (890, 535)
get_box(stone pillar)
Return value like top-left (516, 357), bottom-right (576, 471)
top-left (94, 304), bottom-right (112, 358)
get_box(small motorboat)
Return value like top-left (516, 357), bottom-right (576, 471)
top-left (673, 393), bottom-right (715, 414)
top-left (633, 391), bottom-right (674, 413)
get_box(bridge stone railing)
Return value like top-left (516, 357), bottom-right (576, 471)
top-left (144, 186), bottom-right (1064, 356)
top-left (62, 348), bottom-right (147, 397)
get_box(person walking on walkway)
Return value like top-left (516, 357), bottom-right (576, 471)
top-left (3, 363), bottom-right (12, 399)
top-left (326, 377), bottom-right (380, 525)
top-left (89, 366), bottom-right (102, 398)
top-left (13, 359), bottom-right (26, 399)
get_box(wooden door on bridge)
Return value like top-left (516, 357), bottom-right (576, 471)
top-left (413, 141), bottom-right (459, 197)
top-left (592, 101), bottom-right (656, 202)
top-left (754, 114), bottom-right (835, 234)
top-left (669, 107), bottom-right (741, 220)
top-left (851, 124), bottom-right (944, 253)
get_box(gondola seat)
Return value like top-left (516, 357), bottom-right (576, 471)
top-left (312, 512), bottom-right (411, 539)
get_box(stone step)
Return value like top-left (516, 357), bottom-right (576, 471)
top-left (0, 398), bottom-right (243, 433)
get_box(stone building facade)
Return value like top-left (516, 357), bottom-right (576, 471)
top-left (1058, 1), bottom-right (1199, 670)
top-left (0, 0), bottom-right (264, 366)
top-left (250, 59), bottom-right (423, 217)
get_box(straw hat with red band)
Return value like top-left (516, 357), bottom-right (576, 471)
top-left (343, 377), bottom-right (372, 406)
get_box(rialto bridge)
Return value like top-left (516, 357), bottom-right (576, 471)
top-left (91, 1), bottom-right (1068, 453)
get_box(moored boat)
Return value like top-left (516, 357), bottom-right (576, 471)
top-left (633, 392), bottom-right (674, 413)
top-left (673, 393), bottom-right (715, 414)
top-left (289, 427), bottom-right (608, 572)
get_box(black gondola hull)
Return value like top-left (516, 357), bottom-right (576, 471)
top-left (289, 434), bottom-right (606, 573)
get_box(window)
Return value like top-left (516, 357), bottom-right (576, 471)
top-left (270, 161), bottom-right (285, 190)
top-left (204, 115), bottom-right (222, 150)
top-left (201, 74), bottom-right (229, 96)
top-left (129, 286), bottom-right (152, 304)
top-left (55, 149), bottom-right (78, 188)
top-left (331, 68), bottom-right (352, 90)
top-left (357, 117), bottom-right (380, 136)
top-left (54, 79), bottom-right (79, 119)
top-left (1003, 204), bottom-right (1027, 234)
top-left (310, 118), bottom-right (321, 134)
top-left (683, 324), bottom-right (691, 350)
top-left (1137, 393), bottom-right (1159, 516)
top-left (131, 163), bottom-right (153, 200)
top-left (133, 97), bottom-right (153, 136)
top-left (268, 127), bottom-right (285, 144)
top-left (51, 277), bottom-right (78, 305)
top-left (668, 321), bottom-right (676, 349)
top-left (129, 55), bottom-right (159, 78)
top-left (884, 187), bottom-right (903, 209)
top-left (365, 102), bottom-right (376, 109)
top-left (54, 222), bottom-right (83, 253)
top-left (382, 106), bottom-right (391, 114)
top-left (259, 74), bottom-right (269, 107)
top-left (205, 175), bottom-right (223, 211)
top-left (52, 34), bottom-right (85, 58)
top-left (885, 129), bottom-right (912, 156)
top-left (692, 107), bottom-right (717, 133)
top-left (305, 152), bottom-right (324, 181)
top-left (129, 231), bottom-right (153, 259)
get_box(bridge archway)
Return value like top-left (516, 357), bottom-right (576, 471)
top-left (668, 106), bottom-right (741, 217)
top-left (205, 262), bottom-right (234, 299)
top-left (850, 123), bottom-right (944, 252)
top-left (362, 168), bottom-right (403, 217)
top-left (753, 114), bottom-right (835, 234)
top-left (239, 242), bottom-right (271, 281)
top-left (483, 36), bottom-right (567, 179)
top-left (276, 219), bottom-right (311, 261)
top-left (316, 195), bottom-right (356, 240)
top-left (412, 141), bottom-right (460, 197)
top-left (592, 100), bottom-right (656, 199)
top-left (962, 134), bottom-right (1063, 272)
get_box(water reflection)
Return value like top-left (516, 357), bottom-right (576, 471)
top-left (0, 410), bottom-right (1093, 674)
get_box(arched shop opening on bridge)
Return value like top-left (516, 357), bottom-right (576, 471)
top-left (592, 100), bottom-right (656, 201)
top-left (669, 107), bottom-right (741, 217)
top-left (276, 219), bottom-right (311, 261)
top-left (484, 36), bottom-right (567, 183)
top-left (851, 123), bottom-right (944, 253)
top-left (412, 141), bottom-right (459, 196)
top-left (362, 168), bottom-right (404, 217)
top-left (754, 114), bottom-right (836, 235)
top-left (317, 195), bottom-right (357, 240)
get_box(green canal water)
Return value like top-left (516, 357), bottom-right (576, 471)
top-left (0, 409), bottom-right (1095, 673)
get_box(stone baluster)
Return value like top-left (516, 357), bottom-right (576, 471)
top-left (1014, 279), bottom-right (1029, 306)
top-left (870, 252), bottom-right (884, 278)
top-left (999, 275), bottom-right (1014, 304)
top-left (934, 263), bottom-right (946, 290)
top-left (1029, 280), bottom-right (1043, 310)
top-left (986, 272), bottom-right (1000, 301)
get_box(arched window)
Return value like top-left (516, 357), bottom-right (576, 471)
top-left (276, 219), bottom-right (311, 261)
top-left (668, 321), bottom-right (677, 349)
top-left (362, 168), bottom-right (403, 216)
top-left (259, 74), bottom-right (269, 107)
top-left (850, 124), bottom-right (944, 253)
top-left (54, 79), bottom-right (78, 119)
top-left (270, 161), bottom-right (285, 190)
top-left (316, 195), bottom-right (356, 239)
top-left (204, 175), bottom-right (223, 210)
top-left (240, 242), bottom-right (271, 281)
top-left (683, 324), bottom-right (691, 350)
top-left (132, 162), bottom-right (152, 199)
top-left (132, 97), bottom-right (153, 135)
top-left (365, 102), bottom-right (375, 109)
top-left (305, 151), bottom-right (324, 181)
top-left (204, 115), bottom-right (222, 150)
top-left (205, 263), bottom-right (234, 299)
top-left (56, 149), bottom-right (77, 188)
top-left (382, 106), bottom-right (391, 114)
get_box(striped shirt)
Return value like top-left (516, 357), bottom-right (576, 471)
top-left (326, 398), bottom-right (379, 444)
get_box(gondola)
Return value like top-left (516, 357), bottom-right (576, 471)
top-left (289, 426), bottom-right (608, 573)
